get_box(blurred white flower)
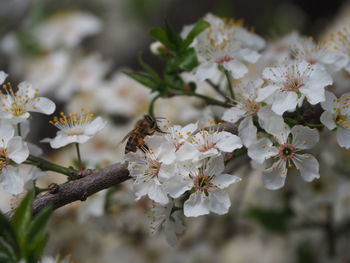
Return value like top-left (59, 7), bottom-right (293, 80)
top-left (0, 71), bottom-right (8, 84)
top-left (291, 38), bottom-right (348, 72)
top-left (0, 81), bottom-right (55, 124)
top-left (320, 91), bottom-right (350, 148)
top-left (96, 72), bottom-right (151, 117)
top-left (257, 61), bottom-right (333, 115)
top-left (42, 109), bottom-right (106, 148)
top-left (33, 10), bottom-right (102, 50)
top-left (149, 200), bottom-right (185, 246)
top-left (329, 26), bottom-right (350, 74)
top-left (0, 121), bottom-right (29, 194)
top-left (56, 53), bottom-right (110, 101)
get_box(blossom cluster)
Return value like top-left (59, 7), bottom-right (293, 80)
top-left (124, 13), bottom-right (350, 243)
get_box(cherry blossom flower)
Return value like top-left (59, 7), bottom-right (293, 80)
top-left (42, 109), bottom-right (106, 148)
top-left (0, 81), bottom-right (56, 124)
top-left (320, 91), bottom-right (350, 148)
top-left (194, 13), bottom-right (265, 81)
top-left (176, 126), bottom-right (242, 161)
top-left (33, 10), bottom-right (102, 50)
top-left (291, 38), bottom-right (348, 72)
top-left (0, 121), bottom-right (29, 194)
top-left (149, 200), bottom-right (185, 246)
top-left (165, 156), bottom-right (241, 217)
top-left (0, 71), bottom-right (7, 84)
top-left (222, 79), bottom-right (285, 147)
top-left (329, 26), bottom-right (350, 74)
top-left (249, 124), bottom-right (320, 190)
top-left (257, 61), bottom-right (333, 115)
top-left (125, 135), bottom-right (177, 205)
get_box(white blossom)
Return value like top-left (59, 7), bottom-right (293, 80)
top-left (194, 13), bottom-right (265, 81)
top-left (149, 200), bottom-right (185, 246)
top-left (0, 121), bottom-right (29, 194)
top-left (249, 125), bottom-right (320, 190)
top-left (0, 81), bottom-right (56, 124)
top-left (320, 91), bottom-right (350, 148)
top-left (165, 156), bottom-right (241, 217)
top-left (126, 135), bottom-right (177, 205)
top-left (257, 61), bottom-right (333, 115)
top-left (42, 109), bottom-right (106, 148)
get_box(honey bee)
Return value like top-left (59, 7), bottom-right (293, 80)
top-left (122, 115), bottom-right (167, 154)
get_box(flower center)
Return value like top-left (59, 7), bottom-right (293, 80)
top-left (193, 174), bottom-right (211, 192)
top-left (278, 144), bottom-right (296, 161)
top-left (215, 55), bottom-right (232, 64)
top-left (284, 78), bottom-right (303, 92)
top-left (245, 99), bottom-right (260, 115)
top-left (10, 103), bottom-right (26, 117)
top-left (334, 112), bottom-right (350, 128)
top-left (147, 160), bottom-right (161, 178)
top-left (0, 147), bottom-right (9, 171)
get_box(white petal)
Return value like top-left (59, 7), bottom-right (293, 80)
top-left (30, 97), bottom-right (56, 114)
top-left (7, 137), bottom-right (29, 163)
top-left (208, 190), bottom-right (231, 215)
top-left (262, 66), bottom-right (284, 82)
top-left (262, 160), bottom-right (287, 190)
top-left (320, 111), bottom-right (336, 130)
top-left (291, 125), bottom-right (319, 149)
top-left (211, 174), bottom-right (241, 189)
top-left (271, 91), bottom-right (298, 115)
top-left (85, 117), bottom-right (106, 136)
top-left (293, 154), bottom-right (319, 182)
top-left (164, 175), bottom-right (192, 198)
top-left (0, 71), bottom-right (8, 84)
top-left (148, 182), bottom-right (169, 205)
top-left (238, 116), bottom-right (257, 147)
top-left (44, 131), bottom-right (77, 148)
top-left (304, 67), bottom-right (332, 104)
top-left (1, 167), bottom-right (25, 195)
top-left (256, 85), bottom-right (279, 102)
top-left (222, 107), bottom-right (246, 123)
top-left (223, 60), bottom-right (248, 79)
top-left (176, 143), bottom-right (199, 161)
top-left (321, 91), bottom-right (337, 112)
top-left (216, 131), bottom-right (242, 152)
top-left (184, 192), bottom-right (209, 217)
top-left (336, 127), bottom-right (350, 149)
top-left (0, 121), bottom-right (15, 145)
top-left (248, 138), bottom-right (278, 164)
top-left (76, 134), bottom-right (92, 144)
top-left (257, 107), bottom-right (285, 135)
top-left (238, 48), bottom-right (261, 63)
top-left (196, 62), bottom-right (219, 81)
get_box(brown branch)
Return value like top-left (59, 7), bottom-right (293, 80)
top-left (6, 162), bottom-right (130, 218)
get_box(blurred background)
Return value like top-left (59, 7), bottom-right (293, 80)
top-left (1, 0), bottom-right (350, 262)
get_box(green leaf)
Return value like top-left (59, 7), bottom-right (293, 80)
top-left (26, 233), bottom-right (49, 263)
top-left (138, 54), bottom-right (160, 81)
top-left (167, 48), bottom-right (199, 73)
top-left (26, 206), bottom-right (53, 245)
top-left (149, 28), bottom-right (175, 51)
top-left (182, 19), bottom-right (210, 49)
top-left (164, 20), bottom-right (183, 51)
top-left (0, 240), bottom-right (17, 263)
top-left (11, 191), bottom-right (34, 244)
top-left (124, 72), bottom-right (158, 90)
top-left (0, 213), bottom-right (19, 255)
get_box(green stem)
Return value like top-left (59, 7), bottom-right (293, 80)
top-left (148, 94), bottom-right (161, 118)
top-left (224, 70), bottom-right (234, 100)
top-left (17, 123), bottom-right (21, 137)
top-left (26, 155), bottom-right (75, 176)
top-left (205, 79), bottom-right (227, 100)
top-left (75, 143), bottom-right (82, 169)
top-left (174, 92), bottom-right (230, 108)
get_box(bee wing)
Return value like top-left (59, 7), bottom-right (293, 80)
top-left (121, 130), bottom-right (134, 143)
